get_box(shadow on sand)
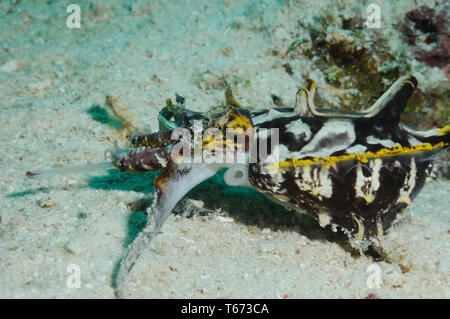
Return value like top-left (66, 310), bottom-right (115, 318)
top-left (13, 167), bottom-right (365, 289)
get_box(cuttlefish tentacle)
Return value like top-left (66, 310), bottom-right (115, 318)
top-left (111, 144), bottom-right (173, 172)
top-left (115, 163), bottom-right (223, 297)
top-left (130, 130), bottom-right (175, 148)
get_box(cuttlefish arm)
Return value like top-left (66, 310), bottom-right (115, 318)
top-left (115, 162), bottom-right (222, 297)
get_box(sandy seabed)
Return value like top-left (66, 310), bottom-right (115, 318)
top-left (0, 0), bottom-right (448, 298)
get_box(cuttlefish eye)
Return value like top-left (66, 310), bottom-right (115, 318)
top-left (119, 158), bottom-right (127, 171)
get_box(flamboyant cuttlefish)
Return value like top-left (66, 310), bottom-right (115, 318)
top-left (29, 75), bottom-right (449, 296)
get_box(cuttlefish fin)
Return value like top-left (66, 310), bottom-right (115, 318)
top-left (115, 163), bottom-right (222, 297)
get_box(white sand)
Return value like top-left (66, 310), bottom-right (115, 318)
top-left (0, 0), bottom-right (448, 298)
